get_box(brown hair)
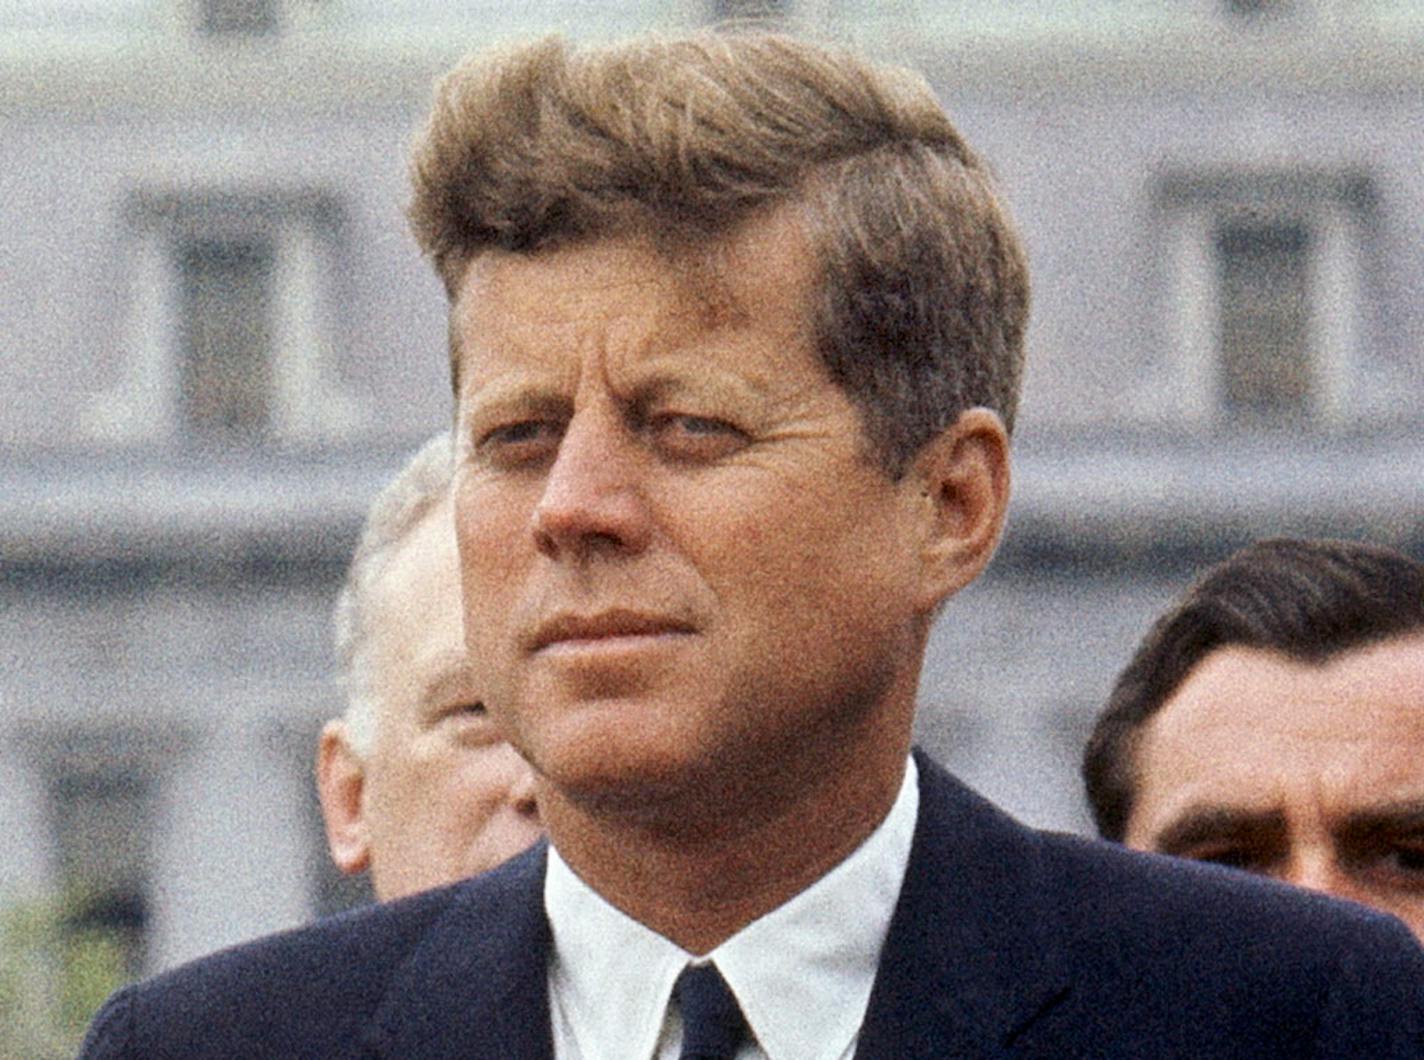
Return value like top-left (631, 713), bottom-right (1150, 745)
top-left (1083, 537), bottom-right (1424, 841)
top-left (407, 30), bottom-right (1028, 474)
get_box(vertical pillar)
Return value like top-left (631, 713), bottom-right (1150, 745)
top-left (271, 219), bottom-right (321, 439)
top-left (146, 721), bottom-right (311, 974)
top-left (1310, 204), bottom-right (1358, 427)
top-left (0, 736), bottom-right (57, 903)
top-left (271, 217), bottom-right (359, 441)
top-left (83, 227), bottom-right (179, 442)
top-left (1167, 206), bottom-right (1219, 426)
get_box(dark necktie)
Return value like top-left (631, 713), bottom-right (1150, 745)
top-left (674, 962), bottom-right (750, 1060)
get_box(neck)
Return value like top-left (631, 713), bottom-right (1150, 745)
top-left (541, 715), bottom-right (913, 955)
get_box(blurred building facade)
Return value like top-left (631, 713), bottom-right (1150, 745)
top-left (3, 0), bottom-right (1423, 1008)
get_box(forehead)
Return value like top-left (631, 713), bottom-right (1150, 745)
top-left (1132, 634), bottom-right (1424, 816)
top-left (370, 498), bottom-right (458, 617)
top-left (450, 211), bottom-right (817, 393)
top-left (364, 501), bottom-right (466, 695)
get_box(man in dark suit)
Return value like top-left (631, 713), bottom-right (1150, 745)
top-left (82, 29), bottom-right (1424, 1059)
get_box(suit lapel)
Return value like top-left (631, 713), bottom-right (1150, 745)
top-left (363, 842), bottom-right (555, 1059)
top-left (855, 752), bottom-right (1070, 1058)
top-left (357, 755), bottom-right (1069, 1058)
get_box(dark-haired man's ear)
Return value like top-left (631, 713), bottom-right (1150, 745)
top-left (907, 406), bottom-right (1010, 613)
top-left (315, 721), bottom-right (372, 876)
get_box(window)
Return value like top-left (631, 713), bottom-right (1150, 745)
top-left (712, 0), bottom-right (789, 20)
top-left (0, 731), bottom-right (163, 1053)
top-left (178, 236), bottom-right (276, 439)
top-left (1224, 0), bottom-right (1290, 16)
top-left (199, 0), bottom-right (279, 36)
top-left (1141, 170), bottom-right (1376, 429)
top-left (84, 187), bottom-right (362, 446)
top-left (1215, 219), bottom-right (1311, 422)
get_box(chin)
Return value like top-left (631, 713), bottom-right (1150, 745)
top-left (533, 722), bottom-right (719, 813)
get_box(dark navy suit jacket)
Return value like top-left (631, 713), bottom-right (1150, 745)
top-left (81, 752), bottom-right (1424, 1058)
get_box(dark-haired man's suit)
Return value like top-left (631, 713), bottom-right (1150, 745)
top-left (81, 752), bottom-right (1424, 1058)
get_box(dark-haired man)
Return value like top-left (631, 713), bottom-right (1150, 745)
top-left (1084, 537), bottom-right (1424, 941)
top-left (82, 33), bottom-right (1424, 1059)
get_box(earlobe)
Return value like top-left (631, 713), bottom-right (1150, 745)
top-left (315, 721), bottom-right (372, 876)
top-left (909, 407), bottom-right (1011, 611)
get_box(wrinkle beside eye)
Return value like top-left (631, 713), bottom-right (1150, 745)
top-left (644, 412), bottom-right (749, 462)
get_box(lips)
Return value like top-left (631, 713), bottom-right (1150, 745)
top-left (528, 609), bottom-right (695, 653)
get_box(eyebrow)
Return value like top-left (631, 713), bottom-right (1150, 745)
top-left (460, 384), bottom-right (572, 435)
top-left (462, 360), bottom-right (776, 420)
top-left (1336, 798), bottom-right (1424, 842)
top-left (629, 365), bottom-right (776, 409)
top-left (1148, 798), bottom-right (1424, 858)
top-left (1148, 806), bottom-right (1287, 856)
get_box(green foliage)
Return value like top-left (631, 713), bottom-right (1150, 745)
top-left (0, 889), bottom-right (133, 1060)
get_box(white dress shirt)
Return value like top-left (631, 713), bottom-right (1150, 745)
top-left (545, 756), bottom-right (919, 1060)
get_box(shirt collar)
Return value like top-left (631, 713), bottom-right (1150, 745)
top-left (545, 756), bottom-right (920, 1060)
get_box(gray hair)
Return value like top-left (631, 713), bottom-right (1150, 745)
top-left (333, 432), bottom-right (455, 755)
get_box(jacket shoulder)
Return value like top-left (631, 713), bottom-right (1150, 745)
top-left (909, 752), bottom-right (1424, 1056)
top-left (1037, 824), bottom-right (1417, 967)
top-left (1029, 821), bottom-right (1424, 1055)
top-left (77, 846), bottom-right (547, 1060)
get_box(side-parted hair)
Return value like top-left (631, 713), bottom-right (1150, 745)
top-left (407, 30), bottom-right (1029, 475)
top-left (332, 432), bottom-right (454, 755)
top-left (1083, 537), bottom-right (1424, 842)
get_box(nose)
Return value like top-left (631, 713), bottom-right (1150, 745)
top-left (532, 407), bottom-right (652, 560)
top-left (1283, 850), bottom-right (1367, 906)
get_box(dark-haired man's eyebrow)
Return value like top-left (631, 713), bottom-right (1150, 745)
top-left (1149, 806), bottom-right (1287, 858)
top-left (1336, 798), bottom-right (1424, 845)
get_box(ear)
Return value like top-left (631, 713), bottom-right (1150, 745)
top-left (315, 720), bottom-right (372, 876)
top-left (906, 407), bottom-right (1010, 612)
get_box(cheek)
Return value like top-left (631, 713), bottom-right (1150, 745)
top-left (679, 472), bottom-right (842, 572)
top-left (722, 500), bottom-right (898, 614)
top-left (366, 746), bottom-right (433, 808)
top-left (456, 480), bottom-right (532, 580)
top-left (444, 764), bottom-right (510, 822)
top-left (455, 487), bottom-right (534, 661)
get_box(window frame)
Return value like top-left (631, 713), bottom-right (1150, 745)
top-left (83, 186), bottom-right (363, 448)
top-left (1138, 169), bottom-right (1375, 430)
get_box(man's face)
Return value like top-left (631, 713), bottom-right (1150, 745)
top-left (1123, 632), bottom-right (1424, 940)
top-left (320, 498), bottom-right (543, 901)
top-left (450, 213), bottom-right (937, 820)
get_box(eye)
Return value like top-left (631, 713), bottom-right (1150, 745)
top-left (647, 413), bottom-right (747, 462)
top-left (440, 701), bottom-right (502, 746)
top-left (477, 420), bottom-right (562, 467)
top-left (1177, 843), bottom-right (1276, 874)
top-left (1200, 849), bottom-right (1258, 871)
top-left (669, 414), bottom-right (730, 434)
top-left (1361, 837), bottom-right (1424, 888)
top-left (1395, 845), bottom-right (1424, 872)
top-left (430, 700), bottom-right (488, 724)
